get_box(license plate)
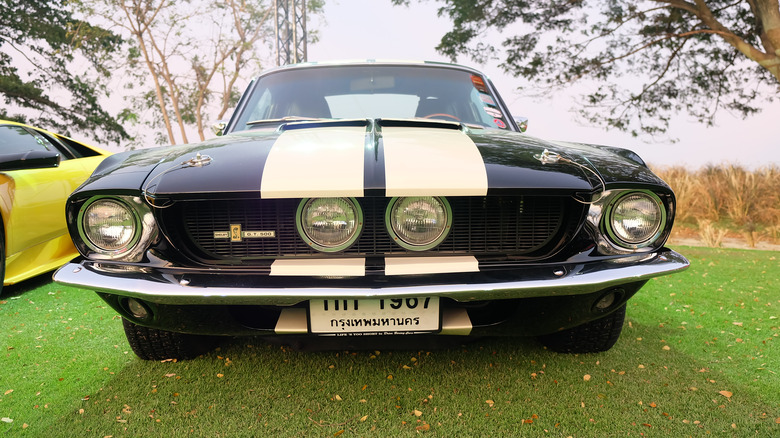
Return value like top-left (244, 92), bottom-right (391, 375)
top-left (309, 297), bottom-right (440, 335)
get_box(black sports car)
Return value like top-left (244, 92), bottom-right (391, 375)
top-left (55, 61), bottom-right (689, 360)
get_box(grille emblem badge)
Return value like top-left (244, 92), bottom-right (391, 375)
top-left (213, 224), bottom-right (276, 241)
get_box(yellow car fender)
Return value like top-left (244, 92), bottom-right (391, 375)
top-left (0, 120), bottom-right (111, 287)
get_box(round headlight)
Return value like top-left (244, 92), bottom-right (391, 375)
top-left (387, 196), bottom-right (451, 250)
top-left (607, 192), bottom-right (665, 248)
top-left (80, 198), bottom-right (139, 253)
top-left (298, 197), bottom-right (362, 252)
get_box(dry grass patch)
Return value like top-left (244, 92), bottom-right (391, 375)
top-left (653, 164), bottom-right (780, 248)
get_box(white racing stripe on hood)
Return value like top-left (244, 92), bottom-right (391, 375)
top-left (382, 127), bottom-right (488, 196)
top-left (261, 126), bottom-right (366, 198)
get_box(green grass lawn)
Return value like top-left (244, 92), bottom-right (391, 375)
top-left (1, 246), bottom-right (778, 436)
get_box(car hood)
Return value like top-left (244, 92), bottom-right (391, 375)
top-left (81, 119), bottom-right (666, 199)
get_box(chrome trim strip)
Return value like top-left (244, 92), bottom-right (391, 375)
top-left (53, 250), bottom-right (689, 306)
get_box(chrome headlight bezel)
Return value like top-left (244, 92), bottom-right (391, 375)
top-left (76, 195), bottom-right (158, 261)
top-left (589, 189), bottom-right (669, 252)
top-left (296, 197), bottom-right (363, 253)
top-left (604, 191), bottom-right (666, 249)
top-left (385, 196), bottom-right (452, 251)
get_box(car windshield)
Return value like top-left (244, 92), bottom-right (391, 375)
top-left (230, 65), bottom-right (512, 131)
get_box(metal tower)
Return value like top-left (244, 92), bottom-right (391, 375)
top-left (275, 0), bottom-right (307, 65)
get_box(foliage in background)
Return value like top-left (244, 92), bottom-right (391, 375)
top-left (395, 0), bottom-right (780, 139)
top-left (75, 0), bottom-right (324, 147)
top-left (0, 0), bottom-right (129, 144)
top-left (654, 164), bottom-right (780, 246)
top-left (1, 247), bottom-right (778, 435)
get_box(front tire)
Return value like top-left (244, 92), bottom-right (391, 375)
top-left (539, 305), bottom-right (626, 353)
top-left (122, 318), bottom-right (216, 360)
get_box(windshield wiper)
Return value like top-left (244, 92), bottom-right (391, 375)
top-left (246, 116), bottom-right (326, 126)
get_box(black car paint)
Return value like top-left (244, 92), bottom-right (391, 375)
top-left (55, 62), bottom-right (686, 352)
top-left (71, 121), bottom-right (663, 200)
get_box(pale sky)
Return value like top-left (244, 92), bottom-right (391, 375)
top-left (309, 0), bottom-right (779, 170)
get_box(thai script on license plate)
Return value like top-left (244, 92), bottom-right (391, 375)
top-left (309, 297), bottom-right (440, 334)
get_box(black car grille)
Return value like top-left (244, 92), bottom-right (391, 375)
top-left (162, 196), bottom-right (583, 264)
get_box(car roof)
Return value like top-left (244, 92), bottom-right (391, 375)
top-left (255, 59), bottom-right (487, 78)
top-left (0, 119), bottom-right (111, 156)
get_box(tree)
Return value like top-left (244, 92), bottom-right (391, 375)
top-left (0, 0), bottom-right (129, 144)
top-left (77, 0), bottom-right (323, 146)
top-left (395, 0), bottom-right (780, 137)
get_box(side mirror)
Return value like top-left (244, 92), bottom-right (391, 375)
top-left (0, 150), bottom-right (61, 171)
top-left (514, 116), bottom-right (528, 133)
top-left (211, 120), bottom-right (227, 137)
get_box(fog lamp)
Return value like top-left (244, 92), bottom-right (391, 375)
top-left (125, 298), bottom-right (151, 321)
top-left (387, 196), bottom-right (451, 250)
top-left (298, 197), bottom-right (362, 252)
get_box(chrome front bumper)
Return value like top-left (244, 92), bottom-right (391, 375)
top-left (54, 250), bottom-right (689, 306)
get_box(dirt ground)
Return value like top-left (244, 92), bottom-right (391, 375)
top-left (668, 226), bottom-right (780, 251)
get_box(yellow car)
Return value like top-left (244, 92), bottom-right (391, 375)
top-left (0, 120), bottom-right (111, 293)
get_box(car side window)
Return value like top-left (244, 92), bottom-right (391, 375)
top-left (0, 126), bottom-right (59, 155)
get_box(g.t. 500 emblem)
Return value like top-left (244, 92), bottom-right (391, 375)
top-left (213, 224), bottom-right (276, 242)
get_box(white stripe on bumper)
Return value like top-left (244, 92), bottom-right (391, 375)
top-left (269, 256), bottom-right (480, 277)
top-left (382, 127), bottom-right (488, 196)
top-left (384, 256), bottom-right (479, 276)
top-left (270, 258), bottom-right (366, 277)
top-left (260, 126), bottom-right (366, 198)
